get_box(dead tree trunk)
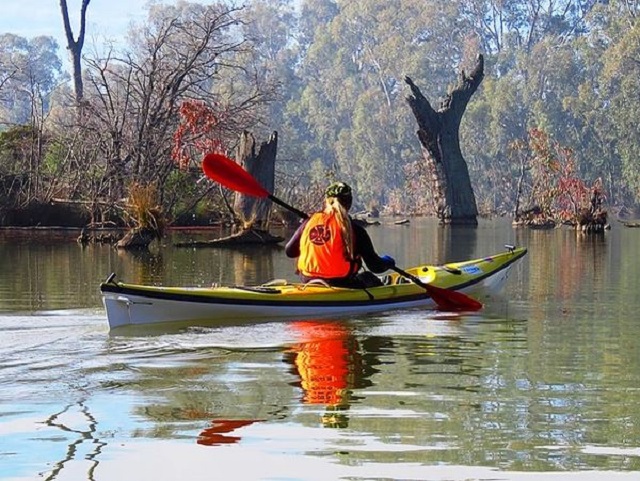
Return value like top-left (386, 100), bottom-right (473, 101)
top-left (183, 131), bottom-right (284, 249)
top-left (59, 0), bottom-right (90, 105)
top-left (233, 130), bottom-right (278, 230)
top-left (405, 54), bottom-right (484, 225)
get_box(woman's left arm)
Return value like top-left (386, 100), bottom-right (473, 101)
top-left (352, 223), bottom-right (391, 273)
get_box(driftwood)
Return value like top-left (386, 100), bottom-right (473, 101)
top-left (175, 228), bottom-right (284, 248)
top-left (352, 217), bottom-right (381, 227)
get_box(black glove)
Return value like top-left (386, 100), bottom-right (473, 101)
top-left (380, 254), bottom-right (396, 269)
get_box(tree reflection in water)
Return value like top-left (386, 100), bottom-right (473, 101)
top-left (44, 401), bottom-right (106, 481)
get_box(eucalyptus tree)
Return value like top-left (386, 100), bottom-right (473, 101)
top-left (0, 34), bottom-right (62, 207)
top-left (217, 0), bottom-right (300, 224)
top-left (284, 0), bottom-right (341, 184)
top-left (572, 0), bottom-right (640, 204)
top-left (289, 0), bottom-right (476, 211)
top-left (461, 0), bottom-right (601, 56)
top-left (0, 35), bottom-right (62, 126)
top-left (495, 0), bottom-right (640, 208)
top-left (455, 0), bottom-right (606, 214)
top-left (221, 0), bottom-right (298, 151)
top-left (461, 38), bottom-right (589, 214)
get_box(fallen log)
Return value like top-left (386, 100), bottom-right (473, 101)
top-left (175, 228), bottom-right (284, 248)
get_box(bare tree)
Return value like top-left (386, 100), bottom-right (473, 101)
top-left (59, 0), bottom-right (90, 104)
top-left (83, 3), bottom-right (253, 186)
top-left (59, 2), bottom-right (274, 226)
top-left (405, 54), bottom-right (484, 225)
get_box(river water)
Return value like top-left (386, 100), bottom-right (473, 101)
top-left (0, 218), bottom-right (639, 481)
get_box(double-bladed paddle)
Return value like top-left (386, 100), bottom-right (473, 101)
top-left (201, 152), bottom-right (482, 312)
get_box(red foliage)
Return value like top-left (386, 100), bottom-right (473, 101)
top-left (172, 100), bottom-right (225, 170)
top-left (514, 128), bottom-right (607, 226)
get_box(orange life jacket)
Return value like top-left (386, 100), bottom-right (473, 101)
top-left (297, 212), bottom-right (357, 279)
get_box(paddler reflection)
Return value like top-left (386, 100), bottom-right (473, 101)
top-left (285, 320), bottom-right (373, 428)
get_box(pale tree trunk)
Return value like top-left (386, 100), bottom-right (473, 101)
top-left (405, 54), bottom-right (484, 225)
top-left (233, 130), bottom-right (278, 230)
top-left (59, 0), bottom-right (90, 105)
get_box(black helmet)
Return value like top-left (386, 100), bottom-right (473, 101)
top-left (325, 182), bottom-right (353, 209)
top-left (325, 182), bottom-right (352, 198)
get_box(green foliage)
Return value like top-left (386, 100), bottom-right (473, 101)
top-left (0, 125), bottom-right (35, 168)
top-left (286, 0), bottom-right (459, 211)
top-left (598, 15), bottom-right (640, 202)
top-left (42, 141), bottom-right (66, 176)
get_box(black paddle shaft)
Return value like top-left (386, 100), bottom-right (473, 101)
top-left (268, 194), bottom-right (308, 220)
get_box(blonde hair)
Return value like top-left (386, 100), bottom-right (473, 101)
top-left (324, 196), bottom-right (354, 261)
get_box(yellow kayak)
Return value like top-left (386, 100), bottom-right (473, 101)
top-left (100, 245), bottom-right (527, 330)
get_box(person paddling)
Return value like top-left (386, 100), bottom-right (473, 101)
top-left (285, 182), bottom-right (395, 288)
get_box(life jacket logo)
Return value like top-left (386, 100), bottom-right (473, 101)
top-left (308, 225), bottom-right (331, 245)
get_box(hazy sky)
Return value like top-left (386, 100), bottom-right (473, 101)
top-left (1, 0), bottom-right (150, 66)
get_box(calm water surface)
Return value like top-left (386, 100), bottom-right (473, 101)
top-left (1, 218), bottom-right (639, 481)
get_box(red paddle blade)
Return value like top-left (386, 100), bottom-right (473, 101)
top-left (202, 153), bottom-right (269, 198)
top-left (426, 284), bottom-right (483, 312)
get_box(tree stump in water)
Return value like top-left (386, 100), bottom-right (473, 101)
top-left (234, 131), bottom-right (277, 230)
top-left (405, 55), bottom-right (484, 225)
top-left (174, 131), bottom-right (284, 249)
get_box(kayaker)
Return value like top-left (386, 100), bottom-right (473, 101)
top-left (285, 181), bottom-right (395, 288)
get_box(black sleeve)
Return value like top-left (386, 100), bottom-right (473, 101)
top-left (285, 221), bottom-right (307, 258)
top-left (352, 222), bottom-right (389, 273)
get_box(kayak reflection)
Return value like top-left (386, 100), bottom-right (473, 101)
top-left (285, 320), bottom-right (384, 428)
